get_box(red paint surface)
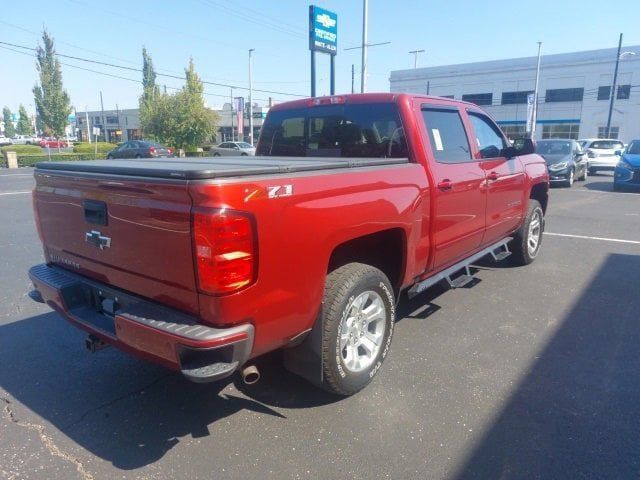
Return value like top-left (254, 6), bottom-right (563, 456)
top-left (32, 93), bottom-right (549, 363)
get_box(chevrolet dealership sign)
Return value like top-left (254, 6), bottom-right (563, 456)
top-left (309, 5), bottom-right (337, 55)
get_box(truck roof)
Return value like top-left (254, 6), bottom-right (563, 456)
top-left (270, 92), bottom-right (474, 111)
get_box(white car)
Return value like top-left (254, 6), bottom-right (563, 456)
top-left (0, 136), bottom-right (12, 146)
top-left (210, 141), bottom-right (256, 156)
top-left (579, 138), bottom-right (625, 174)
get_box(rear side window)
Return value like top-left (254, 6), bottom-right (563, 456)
top-left (421, 108), bottom-right (471, 163)
top-left (256, 103), bottom-right (408, 158)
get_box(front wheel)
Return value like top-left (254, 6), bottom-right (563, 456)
top-left (320, 263), bottom-right (395, 396)
top-left (565, 169), bottom-right (575, 187)
top-left (510, 199), bottom-right (544, 266)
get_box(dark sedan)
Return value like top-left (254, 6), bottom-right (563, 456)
top-left (106, 140), bottom-right (174, 159)
top-left (535, 139), bottom-right (588, 187)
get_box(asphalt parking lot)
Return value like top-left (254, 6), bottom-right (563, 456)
top-left (1, 168), bottom-right (639, 480)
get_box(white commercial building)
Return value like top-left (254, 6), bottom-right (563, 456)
top-left (390, 46), bottom-right (640, 142)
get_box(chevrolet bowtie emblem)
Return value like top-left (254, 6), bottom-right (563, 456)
top-left (85, 230), bottom-right (111, 250)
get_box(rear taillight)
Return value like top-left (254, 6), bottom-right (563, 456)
top-left (167, 148), bottom-right (173, 155)
top-left (149, 147), bottom-right (156, 155)
top-left (192, 208), bottom-right (257, 295)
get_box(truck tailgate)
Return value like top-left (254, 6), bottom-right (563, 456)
top-left (33, 171), bottom-right (199, 314)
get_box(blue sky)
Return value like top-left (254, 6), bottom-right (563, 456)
top-left (1, 0), bottom-right (639, 113)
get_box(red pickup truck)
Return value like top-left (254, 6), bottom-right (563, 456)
top-left (29, 93), bottom-right (548, 395)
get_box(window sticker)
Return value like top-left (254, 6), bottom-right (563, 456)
top-left (432, 128), bottom-right (444, 151)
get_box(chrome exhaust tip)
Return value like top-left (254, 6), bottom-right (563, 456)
top-left (241, 365), bottom-right (260, 385)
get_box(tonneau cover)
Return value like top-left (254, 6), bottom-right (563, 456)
top-left (35, 156), bottom-right (410, 179)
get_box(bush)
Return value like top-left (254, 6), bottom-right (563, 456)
top-left (72, 142), bottom-right (117, 153)
top-left (18, 153), bottom-right (107, 167)
top-left (1, 144), bottom-right (44, 154)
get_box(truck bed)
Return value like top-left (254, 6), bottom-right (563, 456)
top-left (35, 156), bottom-right (410, 179)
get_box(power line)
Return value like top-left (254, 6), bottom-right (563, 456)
top-left (0, 44), bottom-right (283, 104)
top-left (0, 40), bottom-right (306, 98)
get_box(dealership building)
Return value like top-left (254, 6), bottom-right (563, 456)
top-left (390, 45), bottom-right (640, 141)
top-left (75, 104), bottom-right (269, 144)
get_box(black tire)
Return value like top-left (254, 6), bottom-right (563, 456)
top-left (241, 153), bottom-right (248, 156)
top-left (106, 154), bottom-right (112, 160)
top-left (213, 152), bottom-right (220, 156)
top-left (510, 199), bottom-right (544, 266)
top-left (613, 183), bottom-right (622, 192)
top-left (320, 263), bottom-right (395, 396)
top-left (564, 169), bottom-right (575, 187)
top-left (135, 154), bottom-right (142, 159)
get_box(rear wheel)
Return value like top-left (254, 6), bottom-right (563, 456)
top-left (213, 152), bottom-right (220, 157)
top-left (613, 183), bottom-right (623, 192)
top-left (320, 263), bottom-right (395, 396)
top-left (510, 199), bottom-right (544, 266)
top-left (135, 154), bottom-right (142, 159)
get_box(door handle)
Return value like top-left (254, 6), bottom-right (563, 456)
top-left (437, 179), bottom-right (453, 191)
top-left (487, 171), bottom-right (500, 181)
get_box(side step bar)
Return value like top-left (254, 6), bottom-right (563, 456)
top-left (408, 237), bottom-right (512, 299)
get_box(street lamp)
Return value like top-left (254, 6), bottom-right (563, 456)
top-left (605, 33), bottom-right (637, 138)
top-left (248, 48), bottom-right (254, 146)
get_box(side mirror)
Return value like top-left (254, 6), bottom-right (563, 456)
top-left (614, 150), bottom-right (622, 156)
top-left (504, 137), bottom-right (535, 158)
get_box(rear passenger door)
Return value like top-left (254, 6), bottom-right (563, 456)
top-left (466, 110), bottom-right (526, 246)
top-left (419, 105), bottom-right (487, 270)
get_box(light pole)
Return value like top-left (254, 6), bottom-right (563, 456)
top-left (531, 42), bottom-right (543, 139)
top-left (248, 49), bottom-right (254, 146)
top-left (605, 34), bottom-right (635, 139)
top-left (409, 49), bottom-right (425, 69)
top-left (360, 0), bottom-right (368, 93)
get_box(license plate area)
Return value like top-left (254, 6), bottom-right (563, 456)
top-left (65, 284), bottom-right (124, 337)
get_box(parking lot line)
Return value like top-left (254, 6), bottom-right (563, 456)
top-left (0, 191), bottom-right (31, 196)
top-left (546, 232), bottom-right (640, 245)
top-left (0, 174), bottom-right (33, 177)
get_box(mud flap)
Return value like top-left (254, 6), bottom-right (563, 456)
top-left (282, 317), bottom-right (324, 388)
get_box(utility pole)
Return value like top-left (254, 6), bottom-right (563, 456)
top-left (531, 41), bottom-right (543, 139)
top-left (100, 91), bottom-right (105, 142)
top-left (360, 0), bottom-right (368, 93)
top-left (409, 49), bottom-right (425, 68)
top-left (351, 64), bottom-right (355, 94)
top-left (606, 33), bottom-right (623, 139)
top-left (248, 49), bottom-right (254, 145)
top-left (230, 87), bottom-right (234, 142)
top-left (84, 107), bottom-right (91, 144)
top-left (427, 81), bottom-right (430, 95)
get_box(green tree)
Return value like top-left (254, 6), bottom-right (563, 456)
top-left (32, 30), bottom-right (72, 138)
top-left (139, 47), bottom-right (160, 138)
top-left (2, 107), bottom-right (16, 138)
top-left (16, 104), bottom-right (34, 136)
top-left (172, 59), bottom-right (217, 150)
top-left (140, 57), bottom-right (217, 150)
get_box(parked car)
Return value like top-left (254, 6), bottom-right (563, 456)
top-left (579, 138), bottom-right (624, 174)
top-left (11, 135), bottom-right (36, 145)
top-left (28, 93), bottom-right (549, 396)
top-left (613, 139), bottom-right (640, 191)
top-left (210, 141), bottom-right (256, 156)
top-left (106, 140), bottom-right (174, 159)
top-left (0, 136), bottom-right (11, 146)
top-left (535, 139), bottom-right (588, 187)
top-left (39, 138), bottom-right (69, 148)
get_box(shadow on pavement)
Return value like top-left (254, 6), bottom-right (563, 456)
top-left (583, 181), bottom-right (615, 192)
top-left (453, 253), bottom-right (640, 479)
top-left (0, 311), bottom-right (339, 470)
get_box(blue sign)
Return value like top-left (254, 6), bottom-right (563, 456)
top-left (309, 6), bottom-right (337, 55)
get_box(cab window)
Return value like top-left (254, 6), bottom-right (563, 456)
top-left (468, 112), bottom-right (506, 159)
top-left (421, 107), bottom-right (471, 163)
